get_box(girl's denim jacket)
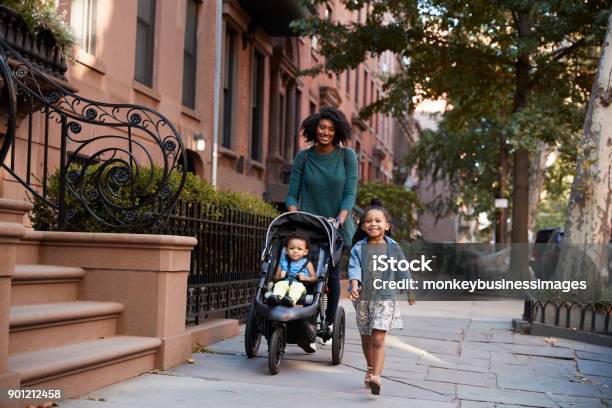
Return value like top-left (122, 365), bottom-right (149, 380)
top-left (347, 236), bottom-right (412, 298)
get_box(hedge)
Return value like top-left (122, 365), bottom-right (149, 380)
top-left (30, 164), bottom-right (279, 232)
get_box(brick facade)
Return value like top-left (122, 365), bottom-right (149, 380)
top-left (1, 0), bottom-right (414, 208)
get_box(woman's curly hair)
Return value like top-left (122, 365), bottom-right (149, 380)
top-left (300, 107), bottom-right (352, 145)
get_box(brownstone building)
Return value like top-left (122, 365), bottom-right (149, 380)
top-left (1, 0), bottom-right (413, 207)
top-left (0, 2), bottom-right (417, 397)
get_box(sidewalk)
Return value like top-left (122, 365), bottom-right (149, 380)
top-left (62, 299), bottom-right (612, 408)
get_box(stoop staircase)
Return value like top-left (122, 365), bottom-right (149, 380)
top-left (0, 198), bottom-right (237, 407)
top-left (8, 263), bottom-right (161, 399)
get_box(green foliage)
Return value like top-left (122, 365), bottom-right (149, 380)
top-left (295, 0), bottom-right (609, 221)
top-left (30, 165), bottom-right (279, 232)
top-left (356, 182), bottom-right (423, 242)
top-left (1, 0), bottom-right (76, 57)
top-left (533, 193), bottom-right (569, 233)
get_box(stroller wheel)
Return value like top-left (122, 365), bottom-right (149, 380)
top-left (244, 304), bottom-right (261, 358)
top-left (268, 326), bottom-right (284, 375)
top-left (331, 306), bottom-right (345, 365)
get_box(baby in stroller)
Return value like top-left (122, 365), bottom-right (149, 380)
top-left (264, 232), bottom-right (318, 307)
top-left (245, 211), bottom-right (346, 375)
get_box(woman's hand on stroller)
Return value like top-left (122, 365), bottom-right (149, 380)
top-left (328, 217), bottom-right (341, 229)
top-left (336, 210), bottom-right (349, 227)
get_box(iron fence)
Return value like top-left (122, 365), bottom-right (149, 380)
top-left (524, 297), bottom-right (611, 334)
top-left (163, 200), bottom-right (274, 324)
top-left (0, 37), bottom-right (186, 231)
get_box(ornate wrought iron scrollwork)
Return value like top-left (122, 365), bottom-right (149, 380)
top-left (0, 38), bottom-right (187, 230)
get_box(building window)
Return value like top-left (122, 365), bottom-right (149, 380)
top-left (355, 141), bottom-right (361, 180)
top-left (362, 71), bottom-right (368, 108)
top-left (294, 89), bottom-right (302, 157)
top-left (310, 101), bottom-right (317, 115)
top-left (370, 80), bottom-right (375, 127)
top-left (345, 70), bottom-right (350, 94)
top-left (251, 52), bottom-right (264, 161)
top-left (222, 28), bottom-right (236, 149)
top-left (135, 0), bottom-right (156, 87)
top-left (354, 66), bottom-right (360, 104)
top-left (182, 0), bottom-right (198, 109)
top-left (371, 80), bottom-right (375, 104)
top-left (71, 0), bottom-right (97, 55)
top-left (373, 86), bottom-right (378, 130)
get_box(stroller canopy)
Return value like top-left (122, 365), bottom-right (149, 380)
top-left (262, 211), bottom-right (344, 266)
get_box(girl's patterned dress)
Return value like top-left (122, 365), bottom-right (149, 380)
top-left (352, 243), bottom-right (403, 335)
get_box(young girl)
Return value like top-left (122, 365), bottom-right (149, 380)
top-left (348, 199), bottom-right (415, 395)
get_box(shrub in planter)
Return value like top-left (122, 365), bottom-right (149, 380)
top-left (0, 0), bottom-right (76, 58)
top-left (30, 164), bottom-right (279, 232)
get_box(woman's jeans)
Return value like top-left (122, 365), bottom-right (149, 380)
top-left (325, 260), bottom-right (340, 326)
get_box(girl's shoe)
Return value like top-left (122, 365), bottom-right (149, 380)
top-left (364, 366), bottom-right (373, 387)
top-left (369, 375), bottom-right (381, 395)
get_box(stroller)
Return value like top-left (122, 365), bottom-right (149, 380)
top-left (244, 211), bottom-right (346, 374)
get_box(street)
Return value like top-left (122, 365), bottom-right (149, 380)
top-left (62, 299), bottom-right (612, 408)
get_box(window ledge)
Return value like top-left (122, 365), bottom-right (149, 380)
top-left (219, 146), bottom-right (240, 160)
top-left (76, 49), bottom-right (106, 75)
top-left (249, 159), bottom-right (265, 170)
top-left (133, 81), bottom-right (161, 102)
top-left (181, 105), bottom-right (201, 121)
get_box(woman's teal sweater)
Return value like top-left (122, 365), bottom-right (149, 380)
top-left (286, 146), bottom-right (358, 244)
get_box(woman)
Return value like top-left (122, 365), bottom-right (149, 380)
top-left (286, 106), bottom-right (358, 343)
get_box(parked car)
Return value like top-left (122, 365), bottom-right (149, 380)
top-left (532, 228), bottom-right (557, 263)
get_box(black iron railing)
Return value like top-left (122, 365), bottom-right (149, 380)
top-left (163, 200), bottom-right (274, 324)
top-left (524, 297), bottom-right (612, 334)
top-left (0, 38), bottom-right (186, 230)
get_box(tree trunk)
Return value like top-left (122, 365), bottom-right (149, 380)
top-left (556, 12), bottom-right (612, 297)
top-left (496, 136), bottom-right (509, 244)
top-left (509, 10), bottom-right (532, 280)
top-left (527, 141), bottom-right (551, 238)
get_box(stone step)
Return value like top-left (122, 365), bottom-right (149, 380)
top-left (9, 301), bottom-right (123, 353)
top-left (11, 264), bottom-right (86, 306)
top-left (0, 198), bottom-right (31, 224)
top-left (9, 336), bottom-right (161, 402)
top-left (187, 318), bottom-right (240, 347)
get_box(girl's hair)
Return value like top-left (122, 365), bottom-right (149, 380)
top-left (286, 231), bottom-right (310, 249)
top-left (351, 198), bottom-right (392, 247)
top-left (300, 107), bottom-right (352, 145)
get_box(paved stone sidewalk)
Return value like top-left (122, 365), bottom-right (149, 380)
top-left (62, 300), bottom-right (612, 408)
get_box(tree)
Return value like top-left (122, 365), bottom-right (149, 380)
top-left (295, 1), bottom-right (610, 255)
top-left (555, 10), bottom-right (612, 297)
top-left (356, 182), bottom-right (423, 242)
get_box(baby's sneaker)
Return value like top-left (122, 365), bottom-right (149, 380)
top-left (280, 296), bottom-right (294, 307)
top-left (264, 292), bottom-right (280, 306)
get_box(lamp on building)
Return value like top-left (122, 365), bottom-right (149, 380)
top-left (194, 133), bottom-right (206, 151)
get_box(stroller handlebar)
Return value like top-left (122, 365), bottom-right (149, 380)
top-left (327, 217), bottom-right (341, 230)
